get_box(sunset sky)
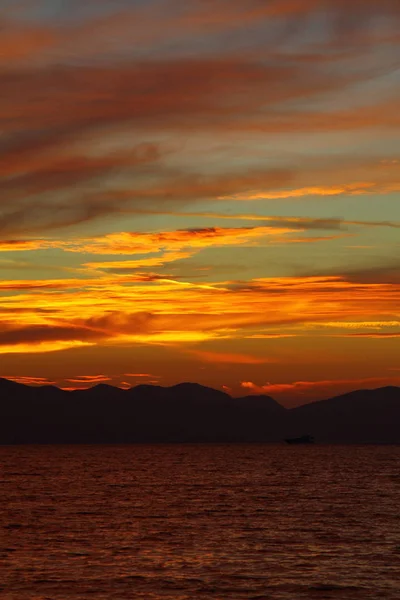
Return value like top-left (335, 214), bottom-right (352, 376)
top-left (1, 0), bottom-right (399, 405)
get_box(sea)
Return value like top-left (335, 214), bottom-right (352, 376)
top-left (1, 445), bottom-right (400, 600)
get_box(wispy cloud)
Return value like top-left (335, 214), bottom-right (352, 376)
top-left (1, 0), bottom-right (399, 237)
top-left (0, 273), bottom-right (398, 355)
top-left (240, 376), bottom-right (400, 405)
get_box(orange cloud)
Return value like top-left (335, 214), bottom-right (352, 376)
top-left (0, 224), bottom-right (355, 280)
top-left (0, 340), bottom-right (93, 355)
top-left (0, 272), bottom-right (398, 356)
top-left (1, 371), bottom-right (160, 391)
top-left (2, 154), bottom-right (399, 237)
top-left (124, 373), bottom-right (158, 378)
top-left (72, 225), bottom-right (294, 255)
top-left (0, 239), bottom-right (54, 252)
top-left (307, 320), bottom-right (400, 330)
top-left (1, 7), bottom-right (399, 353)
top-left (59, 224), bottom-right (317, 272)
top-left (240, 376), bottom-right (400, 404)
top-left (137, 211), bottom-right (400, 230)
top-left (8, 0), bottom-right (396, 69)
top-left (1, 36), bottom-right (398, 238)
top-left (84, 252), bottom-right (193, 272)
top-left (66, 375), bottom-right (112, 383)
top-left (331, 332), bottom-right (400, 338)
top-left (3, 375), bottom-right (56, 386)
top-left (3, 222), bottom-right (340, 274)
top-left (219, 182), bottom-right (377, 200)
top-left (1, 216), bottom-right (373, 258)
top-left (0, 22), bottom-right (55, 65)
top-left (246, 334), bottom-right (298, 339)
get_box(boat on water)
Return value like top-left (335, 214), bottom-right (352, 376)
top-left (285, 434), bottom-right (315, 444)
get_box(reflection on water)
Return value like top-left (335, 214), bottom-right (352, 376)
top-left (2, 445), bottom-right (400, 599)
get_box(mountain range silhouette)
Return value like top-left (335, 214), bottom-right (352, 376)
top-left (0, 378), bottom-right (399, 444)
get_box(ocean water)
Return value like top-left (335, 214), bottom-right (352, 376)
top-left (1, 445), bottom-right (400, 600)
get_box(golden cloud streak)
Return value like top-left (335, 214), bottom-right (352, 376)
top-left (0, 340), bottom-right (93, 355)
top-left (307, 320), bottom-right (400, 329)
top-left (218, 182), bottom-right (389, 201)
top-left (0, 273), bottom-right (398, 353)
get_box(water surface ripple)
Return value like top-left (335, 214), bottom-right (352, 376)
top-left (2, 445), bottom-right (400, 599)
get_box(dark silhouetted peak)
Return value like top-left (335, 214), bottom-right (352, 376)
top-left (170, 382), bottom-right (227, 394)
top-left (0, 379), bottom-right (399, 443)
top-left (374, 386), bottom-right (400, 394)
top-left (0, 377), bottom-right (24, 390)
top-left (91, 383), bottom-right (119, 391)
top-left (168, 382), bottom-right (231, 405)
top-left (234, 394), bottom-right (286, 412)
top-left (287, 386), bottom-right (400, 444)
top-left (71, 383), bottom-right (123, 395)
top-left (37, 384), bottom-right (66, 393)
top-left (292, 386), bottom-right (400, 414)
top-left (127, 384), bottom-right (166, 401)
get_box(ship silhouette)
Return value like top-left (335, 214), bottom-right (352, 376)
top-left (285, 434), bottom-right (315, 444)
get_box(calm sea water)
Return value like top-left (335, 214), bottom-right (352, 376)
top-left (1, 445), bottom-right (400, 600)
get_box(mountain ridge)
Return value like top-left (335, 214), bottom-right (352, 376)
top-left (0, 378), bottom-right (399, 444)
top-left (3, 377), bottom-right (398, 404)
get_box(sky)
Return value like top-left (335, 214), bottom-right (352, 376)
top-left (0, 0), bottom-right (399, 406)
